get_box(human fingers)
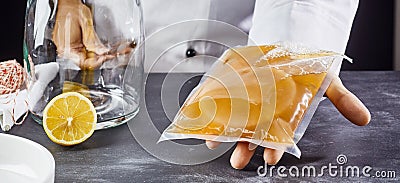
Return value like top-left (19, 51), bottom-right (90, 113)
top-left (205, 140), bottom-right (221, 150)
top-left (230, 142), bottom-right (256, 169)
top-left (326, 76), bottom-right (371, 126)
top-left (263, 148), bottom-right (285, 165)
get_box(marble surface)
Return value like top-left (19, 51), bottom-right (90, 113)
top-left (1, 71), bottom-right (399, 182)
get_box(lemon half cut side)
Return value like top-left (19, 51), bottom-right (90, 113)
top-left (43, 92), bottom-right (97, 146)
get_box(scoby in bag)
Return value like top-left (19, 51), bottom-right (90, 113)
top-left (159, 43), bottom-right (349, 158)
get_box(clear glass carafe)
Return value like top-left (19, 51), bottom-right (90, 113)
top-left (24, 0), bottom-right (144, 129)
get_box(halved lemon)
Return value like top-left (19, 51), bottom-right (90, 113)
top-left (43, 92), bottom-right (97, 146)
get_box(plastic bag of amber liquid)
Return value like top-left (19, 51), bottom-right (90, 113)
top-left (159, 43), bottom-right (350, 158)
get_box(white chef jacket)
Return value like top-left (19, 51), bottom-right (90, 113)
top-left (142, 0), bottom-right (359, 72)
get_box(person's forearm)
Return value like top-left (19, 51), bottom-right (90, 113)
top-left (249, 0), bottom-right (359, 54)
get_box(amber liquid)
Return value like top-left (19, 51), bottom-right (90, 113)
top-left (168, 67), bottom-right (326, 144)
top-left (166, 45), bottom-right (333, 144)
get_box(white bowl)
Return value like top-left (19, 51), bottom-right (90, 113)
top-left (0, 133), bottom-right (55, 183)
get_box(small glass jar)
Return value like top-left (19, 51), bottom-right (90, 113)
top-left (24, 0), bottom-right (144, 129)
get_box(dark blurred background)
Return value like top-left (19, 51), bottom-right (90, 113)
top-left (344, 0), bottom-right (395, 70)
top-left (0, 0), bottom-right (396, 70)
top-left (0, 1), bottom-right (26, 62)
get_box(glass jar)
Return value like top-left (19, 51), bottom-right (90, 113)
top-left (24, 0), bottom-right (144, 129)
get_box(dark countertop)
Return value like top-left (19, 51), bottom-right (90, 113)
top-left (1, 71), bottom-right (400, 182)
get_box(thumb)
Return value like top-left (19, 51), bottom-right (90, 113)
top-left (325, 76), bottom-right (371, 126)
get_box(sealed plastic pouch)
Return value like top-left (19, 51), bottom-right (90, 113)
top-left (159, 43), bottom-right (349, 158)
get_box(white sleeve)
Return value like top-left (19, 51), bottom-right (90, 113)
top-left (248, 0), bottom-right (359, 54)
